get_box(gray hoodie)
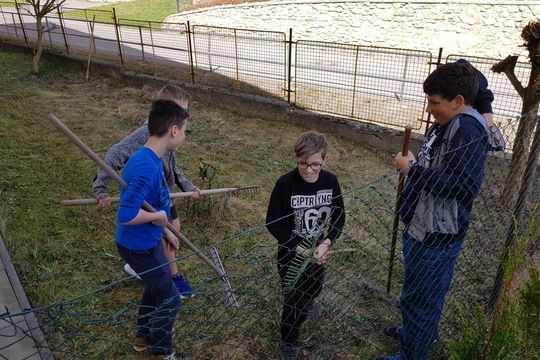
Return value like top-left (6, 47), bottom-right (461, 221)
top-left (92, 122), bottom-right (195, 200)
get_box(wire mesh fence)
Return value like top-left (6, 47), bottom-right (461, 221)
top-left (294, 41), bottom-right (432, 130)
top-left (0, 6), bottom-right (539, 358)
top-left (0, 4), bottom-right (534, 148)
top-left (0, 116), bottom-right (537, 359)
top-left (192, 25), bottom-right (287, 99)
top-left (119, 21), bottom-right (192, 82)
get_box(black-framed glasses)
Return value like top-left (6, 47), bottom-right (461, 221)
top-left (297, 162), bottom-right (323, 171)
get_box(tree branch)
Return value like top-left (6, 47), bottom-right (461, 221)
top-left (492, 55), bottom-right (526, 98)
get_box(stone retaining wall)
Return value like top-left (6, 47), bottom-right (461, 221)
top-left (166, 0), bottom-right (540, 58)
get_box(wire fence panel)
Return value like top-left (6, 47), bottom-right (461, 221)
top-left (119, 21), bottom-right (192, 82)
top-left (0, 6), bottom-right (24, 44)
top-left (295, 41), bottom-right (432, 129)
top-left (66, 19), bottom-right (121, 62)
top-left (193, 25), bottom-right (287, 99)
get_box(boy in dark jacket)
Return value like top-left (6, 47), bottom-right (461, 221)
top-left (377, 62), bottom-right (492, 360)
top-left (266, 131), bottom-right (346, 360)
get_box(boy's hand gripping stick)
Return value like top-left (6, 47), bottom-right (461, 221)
top-left (386, 126), bottom-right (411, 293)
top-left (48, 114), bottom-right (239, 307)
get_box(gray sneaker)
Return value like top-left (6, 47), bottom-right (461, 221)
top-left (277, 341), bottom-right (301, 360)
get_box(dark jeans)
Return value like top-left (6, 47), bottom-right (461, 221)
top-left (399, 232), bottom-right (464, 360)
top-left (278, 262), bottom-right (324, 345)
top-left (117, 241), bottom-right (180, 355)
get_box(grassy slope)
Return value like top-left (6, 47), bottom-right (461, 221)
top-left (0, 50), bottom-right (395, 357)
top-left (63, 0), bottom-right (183, 23)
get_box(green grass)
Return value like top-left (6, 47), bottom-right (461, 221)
top-left (0, 49), bottom-right (396, 358)
top-left (62, 0), bottom-right (188, 24)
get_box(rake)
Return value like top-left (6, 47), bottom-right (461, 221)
top-left (48, 113), bottom-right (239, 308)
top-left (61, 186), bottom-right (259, 206)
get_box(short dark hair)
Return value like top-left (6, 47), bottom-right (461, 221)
top-left (294, 131), bottom-right (328, 158)
top-left (423, 62), bottom-right (479, 105)
top-left (148, 100), bottom-right (188, 137)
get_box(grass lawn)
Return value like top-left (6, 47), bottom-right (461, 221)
top-left (62, 0), bottom-right (186, 23)
top-left (0, 50), bottom-right (401, 358)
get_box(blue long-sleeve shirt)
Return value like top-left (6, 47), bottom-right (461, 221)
top-left (115, 147), bottom-right (170, 250)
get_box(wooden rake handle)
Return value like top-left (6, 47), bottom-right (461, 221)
top-left (61, 187), bottom-right (258, 206)
top-left (47, 113), bottom-right (225, 278)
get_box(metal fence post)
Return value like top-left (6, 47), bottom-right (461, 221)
top-left (14, 0), bottom-right (28, 46)
top-left (351, 45), bottom-right (360, 117)
top-left (186, 21), bottom-right (195, 84)
top-left (287, 28), bottom-right (293, 104)
top-left (112, 8), bottom-right (124, 65)
top-left (11, 14), bottom-right (20, 39)
top-left (399, 54), bottom-right (410, 100)
top-left (233, 28), bottom-right (240, 90)
top-left (0, 3), bottom-right (13, 37)
top-left (45, 17), bottom-right (52, 46)
top-left (138, 26), bottom-right (145, 61)
top-left (57, 7), bottom-right (69, 53)
top-left (424, 47), bottom-right (443, 136)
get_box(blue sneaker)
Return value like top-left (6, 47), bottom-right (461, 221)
top-left (172, 274), bottom-right (193, 299)
top-left (374, 355), bottom-right (400, 360)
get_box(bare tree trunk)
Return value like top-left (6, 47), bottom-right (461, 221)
top-left (32, 16), bottom-right (44, 74)
top-left (502, 64), bottom-right (540, 206)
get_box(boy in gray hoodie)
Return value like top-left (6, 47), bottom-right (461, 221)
top-left (93, 84), bottom-right (200, 298)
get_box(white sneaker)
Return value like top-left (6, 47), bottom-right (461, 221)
top-left (124, 264), bottom-right (142, 280)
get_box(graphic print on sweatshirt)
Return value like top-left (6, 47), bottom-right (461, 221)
top-left (291, 189), bottom-right (333, 237)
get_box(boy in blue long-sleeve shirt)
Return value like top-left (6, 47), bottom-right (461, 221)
top-left (116, 100), bottom-right (189, 360)
top-left (376, 62), bottom-right (492, 360)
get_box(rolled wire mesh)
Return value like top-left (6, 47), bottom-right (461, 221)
top-left (192, 25), bottom-right (287, 99)
top-left (294, 40), bottom-right (432, 129)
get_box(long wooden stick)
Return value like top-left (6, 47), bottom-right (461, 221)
top-left (386, 126), bottom-right (412, 293)
top-left (48, 113), bottom-right (224, 277)
top-left (61, 187), bottom-right (252, 206)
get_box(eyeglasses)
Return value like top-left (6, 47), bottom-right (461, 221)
top-left (297, 162), bottom-right (323, 171)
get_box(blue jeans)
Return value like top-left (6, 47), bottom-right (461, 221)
top-left (399, 232), bottom-right (464, 360)
top-left (117, 241), bottom-right (180, 356)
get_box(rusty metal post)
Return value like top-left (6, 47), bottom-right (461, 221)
top-left (148, 21), bottom-right (157, 72)
top-left (1, 4), bottom-right (13, 37)
top-left (351, 45), bottom-right (360, 118)
top-left (286, 28), bottom-right (293, 103)
top-left (45, 17), bottom-right (52, 46)
top-left (424, 47), bottom-right (443, 136)
top-left (57, 7), bottom-right (69, 53)
top-left (11, 14), bottom-right (19, 39)
top-left (138, 25), bottom-right (145, 61)
top-left (386, 126), bottom-right (412, 293)
top-left (111, 8), bottom-right (124, 64)
top-left (186, 21), bottom-right (195, 84)
top-left (233, 28), bottom-right (240, 90)
top-left (14, 1), bottom-right (28, 46)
